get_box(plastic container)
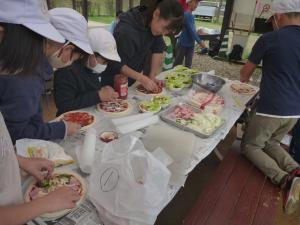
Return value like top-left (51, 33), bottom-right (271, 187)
top-left (78, 128), bottom-right (96, 174)
top-left (114, 74), bottom-right (128, 100)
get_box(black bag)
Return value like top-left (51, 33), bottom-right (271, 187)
top-left (208, 38), bottom-right (221, 57)
top-left (228, 44), bottom-right (244, 61)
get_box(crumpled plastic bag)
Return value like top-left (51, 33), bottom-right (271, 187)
top-left (88, 135), bottom-right (171, 225)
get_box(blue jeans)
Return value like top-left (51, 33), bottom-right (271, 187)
top-left (174, 44), bottom-right (194, 68)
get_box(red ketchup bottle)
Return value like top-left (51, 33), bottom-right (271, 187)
top-left (114, 74), bottom-right (128, 100)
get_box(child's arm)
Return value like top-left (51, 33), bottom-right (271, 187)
top-left (240, 61), bottom-right (257, 83)
top-left (185, 14), bottom-right (206, 48)
top-left (17, 156), bottom-right (54, 181)
top-left (0, 187), bottom-right (80, 225)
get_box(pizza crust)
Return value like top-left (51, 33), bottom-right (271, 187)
top-left (24, 170), bottom-right (87, 220)
top-left (230, 83), bottom-right (256, 95)
top-left (96, 101), bottom-right (132, 117)
top-left (57, 111), bottom-right (96, 131)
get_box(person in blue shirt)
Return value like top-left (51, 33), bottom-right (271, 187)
top-left (240, 0), bottom-right (300, 215)
top-left (174, 0), bottom-right (207, 68)
top-left (109, 10), bottom-right (123, 34)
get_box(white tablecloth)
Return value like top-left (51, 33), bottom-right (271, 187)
top-left (56, 71), bottom-right (258, 225)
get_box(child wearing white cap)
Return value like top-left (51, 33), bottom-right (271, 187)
top-left (240, 0), bottom-right (300, 215)
top-left (0, 6), bottom-right (90, 144)
top-left (0, 6), bottom-right (97, 145)
top-left (54, 28), bottom-right (121, 116)
top-left (0, 1), bottom-right (80, 224)
top-left (48, 8), bottom-right (93, 69)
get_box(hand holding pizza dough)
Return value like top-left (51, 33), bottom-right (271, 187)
top-left (141, 75), bottom-right (159, 92)
top-left (153, 78), bottom-right (164, 88)
top-left (18, 156), bottom-right (54, 181)
top-left (65, 121), bottom-right (81, 136)
top-left (98, 86), bottom-right (119, 102)
top-left (41, 187), bottom-right (81, 213)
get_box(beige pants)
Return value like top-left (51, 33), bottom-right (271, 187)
top-left (241, 113), bottom-right (299, 185)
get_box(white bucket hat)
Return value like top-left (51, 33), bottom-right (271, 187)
top-left (88, 28), bottom-right (121, 62)
top-left (267, 0), bottom-right (300, 22)
top-left (49, 8), bottom-right (93, 54)
top-left (0, 0), bottom-right (65, 43)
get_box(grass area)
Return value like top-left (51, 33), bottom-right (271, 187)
top-left (89, 15), bottom-right (223, 30)
top-left (89, 16), bottom-right (115, 24)
top-left (195, 19), bottom-right (223, 30)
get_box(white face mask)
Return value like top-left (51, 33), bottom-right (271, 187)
top-left (87, 57), bottom-right (107, 73)
top-left (48, 42), bottom-right (72, 69)
top-left (90, 63), bottom-right (107, 73)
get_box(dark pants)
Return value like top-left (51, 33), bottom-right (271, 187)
top-left (174, 44), bottom-right (194, 68)
top-left (290, 119), bottom-right (300, 164)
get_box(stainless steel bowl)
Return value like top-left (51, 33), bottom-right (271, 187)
top-left (192, 73), bottom-right (226, 93)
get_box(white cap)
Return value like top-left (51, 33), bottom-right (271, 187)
top-left (49, 8), bottom-right (93, 54)
top-left (88, 28), bottom-right (121, 62)
top-left (0, 0), bottom-right (65, 43)
top-left (267, 0), bottom-right (300, 22)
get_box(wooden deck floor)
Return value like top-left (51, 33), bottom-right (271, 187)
top-left (183, 142), bottom-right (281, 225)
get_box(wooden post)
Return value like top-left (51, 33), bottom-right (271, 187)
top-left (220, 0), bottom-right (235, 43)
top-left (129, 0), bottom-right (134, 9)
top-left (216, 0), bottom-right (223, 22)
top-left (116, 0), bottom-right (123, 12)
top-left (46, 0), bottom-right (51, 9)
top-left (72, 0), bottom-right (76, 10)
top-left (82, 0), bottom-right (88, 20)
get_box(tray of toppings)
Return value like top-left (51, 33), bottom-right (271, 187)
top-left (188, 91), bottom-right (225, 114)
top-left (160, 103), bottom-right (225, 138)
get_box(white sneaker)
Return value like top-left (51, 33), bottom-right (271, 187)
top-left (285, 177), bottom-right (300, 215)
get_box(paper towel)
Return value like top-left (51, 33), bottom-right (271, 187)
top-left (78, 128), bottom-right (96, 173)
top-left (116, 115), bottom-right (159, 134)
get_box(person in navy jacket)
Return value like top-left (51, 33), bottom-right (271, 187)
top-left (54, 28), bottom-right (120, 116)
top-left (240, 0), bottom-right (300, 214)
top-left (0, 8), bottom-right (93, 143)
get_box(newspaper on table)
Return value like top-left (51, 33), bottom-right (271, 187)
top-left (27, 199), bottom-right (104, 225)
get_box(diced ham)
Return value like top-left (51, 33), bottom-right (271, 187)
top-left (171, 105), bottom-right (195, 120)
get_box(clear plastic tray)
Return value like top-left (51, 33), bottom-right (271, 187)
top-left (160, 102), bottom-right (225, 138)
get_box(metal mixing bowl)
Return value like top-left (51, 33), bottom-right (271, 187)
top-left (192, 73), bottom-right (226, 93)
